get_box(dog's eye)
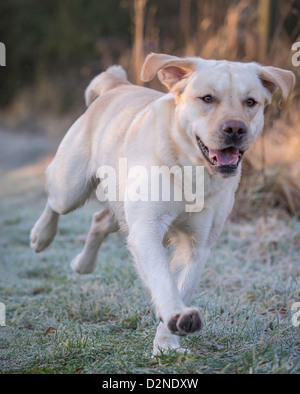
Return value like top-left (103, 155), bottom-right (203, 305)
top-left (201, 95), bottom-right (214, 104)
top-left (246, 98), bottom-right (257, 107)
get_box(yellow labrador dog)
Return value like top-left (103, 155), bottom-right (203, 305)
top-left (30, 53), bottom-right (295, 355)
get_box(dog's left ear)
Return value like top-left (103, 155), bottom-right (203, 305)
top-left (257, 65), bottom-right (295, 107)
top-left (141, 53), bottom-right (197, 92)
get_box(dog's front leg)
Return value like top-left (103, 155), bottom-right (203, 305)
top-left (127, 216), bottom-right (203, 337)
top-left (153, 243), bottom-right (209, 355)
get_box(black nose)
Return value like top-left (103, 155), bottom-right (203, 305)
top-left (221, 120), bottom-right (248, 139)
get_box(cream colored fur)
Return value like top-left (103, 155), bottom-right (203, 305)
top-left (30, 53), bottom-right (295, 355)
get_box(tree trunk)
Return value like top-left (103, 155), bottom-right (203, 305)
top-left (179, 0), bottom-right (192, 55)
top-left (258, 0), bottom-right (271, 61)
top-left (133, 0), bottom-right (147, 85)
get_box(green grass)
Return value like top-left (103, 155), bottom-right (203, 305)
top-left (0, 165), bottom-right (299, 374)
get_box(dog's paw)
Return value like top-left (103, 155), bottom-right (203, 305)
top-left (70, 253), bottom-right (96, 275)
top-left (30, 222), bottom-right (57, 253)
top-left (167, 308), bottom-right (204, 336)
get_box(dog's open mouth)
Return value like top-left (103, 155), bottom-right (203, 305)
top-left (196, 136), bottom-right (244, 175)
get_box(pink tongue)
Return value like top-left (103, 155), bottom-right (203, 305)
top-left (209, 147), bottom-right (240, 166)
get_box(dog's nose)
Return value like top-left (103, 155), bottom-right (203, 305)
top-left (221, 120), bottom-right (248, 139)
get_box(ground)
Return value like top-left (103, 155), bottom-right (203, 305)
top-left (0, 130), bottom-right (299, 374)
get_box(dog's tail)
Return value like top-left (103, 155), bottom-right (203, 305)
top-left (85, 65), bottom-right (128, 107)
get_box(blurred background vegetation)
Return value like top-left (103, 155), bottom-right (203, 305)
top-left (0, 0), bottom-right (300, 218)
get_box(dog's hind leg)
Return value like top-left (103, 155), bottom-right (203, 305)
top-left (30, 115), bottom-right (94, 253)
top-left (71, 208), bottom-right (119, 274)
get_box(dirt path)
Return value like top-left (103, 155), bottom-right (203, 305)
top-left (0, 129), bottom-right (59, 171)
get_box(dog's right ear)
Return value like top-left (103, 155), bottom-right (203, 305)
top-left (141, 53), bottom-right (197, 92)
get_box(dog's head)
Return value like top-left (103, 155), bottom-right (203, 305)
top-left (141, 53), bottom-right (295, 178)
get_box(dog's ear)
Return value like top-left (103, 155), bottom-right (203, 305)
top-left (141, 53), bottom-right (197, 91)
top-left (257, 65), bottom-right (295, 107)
